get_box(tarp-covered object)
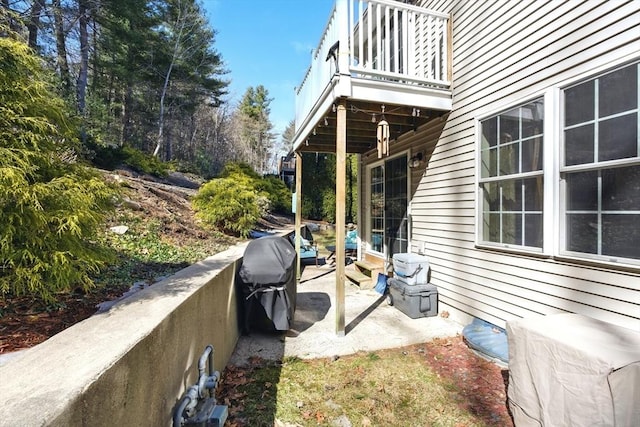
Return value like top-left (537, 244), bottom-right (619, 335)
top-left (238, 236), bottom-right (297, 332)
top-left (462, 318), bottom-right (508, 364)
top-left (507, 313), bottom-right (640, 427)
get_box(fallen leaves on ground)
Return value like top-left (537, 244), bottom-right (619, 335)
top-left (218, 336), bottom-right (513, 426)
top-left (421, 337), bottom-right (513, 426)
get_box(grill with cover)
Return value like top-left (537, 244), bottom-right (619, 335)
top-left (237, 235), bottom-right (297, 333)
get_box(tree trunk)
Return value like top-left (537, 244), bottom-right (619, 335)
top-left (0, 0), bottom-right (8, 37)
top-left (122, 83), bottom-right (134, 146)
top-left (52, 0), bottom-right (71, 96)
top-left (76, 0), bottom-right (90, 144)
top-left (27, 0), bottom-right (44, 49)
top-left (1, 0), bottom-right (22, 35)
top-left (153, 15), bottom-right (182, 157)
top-left (152, 61), bottom-right (171, 157)
top-left (76, 0), bottom-right (89, 115)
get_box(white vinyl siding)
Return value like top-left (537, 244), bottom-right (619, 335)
top-left (409, 0), bottom-right (640, 330)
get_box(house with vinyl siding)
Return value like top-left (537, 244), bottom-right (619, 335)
top-left (291, 0), bottom-right (640, 334)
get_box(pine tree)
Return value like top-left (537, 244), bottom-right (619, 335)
top-left (238, 86), bottom-right (275, 173)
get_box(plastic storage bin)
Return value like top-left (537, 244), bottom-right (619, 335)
top-left (392, 253), bottom-right (429, 285)
top-left (387, 278), bottom-right (438, 318)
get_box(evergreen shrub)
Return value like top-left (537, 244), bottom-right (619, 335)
top-left (192, 162), bottom-right (293, 236)
top-left (121, 146), bottom-right (171, 176)
top-left (219, 162), bottom-right (260, 180)
top-left (84, 138), bottom-right (127, 170)
top-left (0, 36), bottom-right (116, 301)
top-left (83, 141), bottom-right (172, 177)
top-left (192, 172), bottom-right (260, 237)
top-left (322, 190), bottom-right (337, 223)
top-left (257, 176), bottom-right (291, 214)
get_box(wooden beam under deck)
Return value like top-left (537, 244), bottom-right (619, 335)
top-left (297, 100), bottom-right (443, 154)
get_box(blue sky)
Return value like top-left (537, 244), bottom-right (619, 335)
top-left (205, 0), bottom-right (335, 141)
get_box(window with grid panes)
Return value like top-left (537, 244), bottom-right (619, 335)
top-left (562, 62), bottom-right (640, 262)
top-left (479, 99), bottom-right (545, 249)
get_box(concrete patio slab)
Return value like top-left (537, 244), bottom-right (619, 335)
top-left (229, 263), bottom-right (463, 366)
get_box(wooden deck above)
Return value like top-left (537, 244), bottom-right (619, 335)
top-left (293, 0), bottom-right (452, 154)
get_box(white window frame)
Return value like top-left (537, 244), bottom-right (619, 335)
top-left (475, 93), bottom-right (549, 254)
top-left (475, 60), bottom-right (640, 269)
top-left (557, 61), bottom-right (640, 267)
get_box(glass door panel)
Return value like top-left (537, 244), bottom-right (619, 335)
top-left (385, 155), bottom-right (408, 258)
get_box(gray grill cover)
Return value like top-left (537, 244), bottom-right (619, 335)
top-left (238, 236), bottom-right (297, 331)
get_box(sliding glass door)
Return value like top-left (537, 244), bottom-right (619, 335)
top-left (369, 154), bottom-right (408, 259)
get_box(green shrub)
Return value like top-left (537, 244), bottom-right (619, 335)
top-left (83, 141), bottom-right (172, 178)
top-left (0, 36), bottom-right (117, 302)
top-left (322, 190), bottom-right (337, 223)
top-left (84, 138), bottom-right (127, 170)
top-left (219, 162), bottom-right (261, 180)
top-left (192, 175), bottom-right (260, 237)
top-left (257, 176), bottom-right (292, 214)
top-left (122, 146), bottom-right (172, 176)
top-left (192, 162), bottom-right (294, 236)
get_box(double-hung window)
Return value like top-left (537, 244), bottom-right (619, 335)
top-left (477, 62), bottom-right (640, 266)
top-left (561, 63), bottom-right (640, 263)
top-left (479, 99), bottom-right (545, 250)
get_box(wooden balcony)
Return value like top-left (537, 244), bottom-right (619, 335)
top-left (278, 156), bottom-right (296, 176)
top-left (293, 0), bottom-right (452, 153)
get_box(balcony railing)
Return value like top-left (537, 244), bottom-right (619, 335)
top-left (295, 0), bottom-right (451, 129)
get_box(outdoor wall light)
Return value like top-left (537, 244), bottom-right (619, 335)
top-left (409, 152), bottom-right (424, 168)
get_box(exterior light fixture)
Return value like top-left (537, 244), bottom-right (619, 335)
top-left (324, 117), bottom-right (328, 126)
top-left (409, 152), bottom-right (424, 168)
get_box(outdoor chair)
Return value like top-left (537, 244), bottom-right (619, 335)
top-left (326, 229), bottom-right (358, 264)
top-left (289, 232), bottom-right (319, 266)
top-left (345, 229), bottom-right (357, 257)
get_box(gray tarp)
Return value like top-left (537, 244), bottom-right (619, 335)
top-left (507, 313), bottom-right (640, 426)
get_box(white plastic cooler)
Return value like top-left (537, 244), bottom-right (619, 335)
top-left (392, 253), bottom-right (429, 285)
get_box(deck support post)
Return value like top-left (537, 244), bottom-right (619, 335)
top-left (295, 151), bottom-right (303, 281)
top-left (335, 98), bottom-right (347, 336)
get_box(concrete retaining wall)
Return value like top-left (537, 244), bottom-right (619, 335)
top-left (0, 243), bottom-right (249, 427)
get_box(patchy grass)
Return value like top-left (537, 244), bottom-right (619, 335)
top-left (220, 341), bottom-right (512, 427)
